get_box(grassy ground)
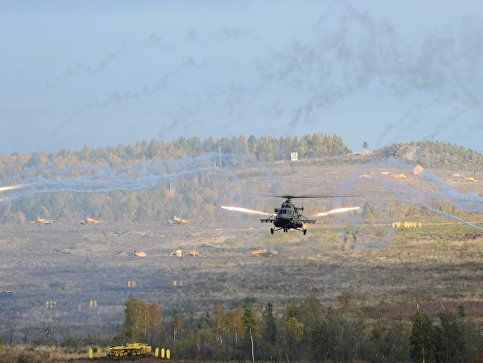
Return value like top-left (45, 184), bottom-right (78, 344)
top-left (0, 157), bottom-right (481, 348)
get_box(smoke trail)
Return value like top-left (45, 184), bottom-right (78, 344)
top-left (16, 4), bottom-right (483, 150)
top-left (0, 184), bottom-right (28, 193)
top-left (47, 34), bottom-right (178, 88)
top-left (48, 25), bottom-right (277, 136)
top-left (50, 67), bottom-right (177, 135)
top-left (340, 158), bottom-right (483, 231)
top-left (6, 153), bottom-right (214, 182)
top-left (313, 206), bottom-right (360, 217)
top-left (0, 166), bottom-right (221, 203)
top-left (382, 158), bottom-right (482, 212)
top-left (0, 152), bottom-right (277, 207)
top-left (0, 153), bottom-right (234, 204)
top-left (47, 27), bottom-right (272, 88)
top-left (255, 4), bottom-right (483, 144)
top-left (368, 177), bottom-right (483, 232)
top-left (221, 206), bottom-right (273, 216)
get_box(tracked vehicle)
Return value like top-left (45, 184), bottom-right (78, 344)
top-left (106, 342), bottom-right (152, 357)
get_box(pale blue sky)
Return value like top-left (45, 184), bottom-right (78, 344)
top-left (1, 0), bottom-right (482, 153)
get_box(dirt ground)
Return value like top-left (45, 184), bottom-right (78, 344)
top-left (0, 157), bottom-right (481, 342)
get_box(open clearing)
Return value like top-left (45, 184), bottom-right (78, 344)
top-left (0, 157), bottom-right (482, 341)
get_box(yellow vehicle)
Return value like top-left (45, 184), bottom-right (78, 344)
top-left (251, 248), bottom-right (278, 257)
top-left (31, 216), bottom-right (54, 225)
top-left (106, 342), bottom-right (152, 357)
top-left (80, 217), bottom-right (103, 225)
top-left (169, 215), bottom-right (190, 224)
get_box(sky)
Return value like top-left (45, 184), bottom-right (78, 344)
top-left (0, 0), bottom-right (482, 154)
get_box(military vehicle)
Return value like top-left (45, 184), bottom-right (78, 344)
top-left (251, 248), bottom-right (278, 257)
top-left (170, 249), bottom-right (200, 257)
top-left (80, 217), bottom-right (103, 225)
top-left (169, 215), bottom-right (190, 224)
top-left (106, 342), bottom-right (152, 357)
top-left (31, 216), bottom-right (54, 225)
top-left (222, 194), bottom-right (359, 235)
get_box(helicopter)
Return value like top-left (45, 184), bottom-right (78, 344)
top-left (222, 194), bottom-right (360, 235)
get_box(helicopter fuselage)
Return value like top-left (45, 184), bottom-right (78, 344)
top-left (260, 199), bottom-right (315, 234)
top-left (273, 202), bottom-right (303, 229)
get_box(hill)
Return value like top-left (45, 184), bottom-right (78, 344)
top-left (1, 136), bottom-right (481, 225)
top-left (0, 134), bottom-right (350, 224)
top-left (0, 134), bottom-right (350, 179)
top-left (375, 140), bottom-right (483, 170)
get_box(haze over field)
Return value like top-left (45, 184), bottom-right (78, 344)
top-left (1, 0), bottom-right (483, 153)
top-left (0, 2), bottom-right (482, 362)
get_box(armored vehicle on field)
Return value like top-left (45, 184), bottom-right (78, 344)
top-left (106, 342), bottom-right (152, 357)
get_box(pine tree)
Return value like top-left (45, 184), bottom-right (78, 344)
top-left (409, 312), bottom-right (436, 363)
top-left (262, 302), bottom-right (277, 344)
top-left (434, 311), bottom-right (466, 363)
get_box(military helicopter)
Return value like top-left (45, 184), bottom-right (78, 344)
top-left (222, 194), bottom-right (360, 235)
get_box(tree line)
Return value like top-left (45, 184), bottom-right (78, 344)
top-left (0, 134), bottom-right (351, 179)
top-left (0, 134), bottom-right (350, 224)
top-left (1, 136), bottom-right (481, 225)
top-left (376, 140), bottom-right (483, 170)
top-left (115, 295), bottom-right (482, 362)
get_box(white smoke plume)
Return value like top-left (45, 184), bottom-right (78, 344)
top-left (0, 153), bottom-right (230, 204)
top-left (313, 207), bottom-right (360, 217)
top-left (0, 152), bottom-right (276, 206)
top-left (340, 158), bottom-right (483, 231)
top-left (47, 27), bottom-right (271, 89)
top-left (44, 5), bottom-right (483, 145)
top-left (221, 206), bottom-right (273, 216)
top-left (0, 184), bottom-right (28, 193)
top-left (47, 34), bottom-right (179, 88)
top-left (255, 5), bottom-right (483, 143)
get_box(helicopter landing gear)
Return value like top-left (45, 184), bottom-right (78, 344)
top-left (270, 228), bottom-right (274, 235)
top-left (292, 227), bottom-right (307, 234)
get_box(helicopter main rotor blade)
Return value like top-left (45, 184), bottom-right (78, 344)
top-left (313, 206), bottom-right (361, 217)
top-left (254, 193), bottom-right (358, 199)
top-left (221, 206), bottom-right (274, 216)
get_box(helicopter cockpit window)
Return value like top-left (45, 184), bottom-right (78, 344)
top-left (279, 208), bottom-right (293, 215)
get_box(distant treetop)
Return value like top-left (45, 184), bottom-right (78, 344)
top-left (375, 140), bottom-right (483, 170)
top-left (0, 134), bottom-right (351, 179)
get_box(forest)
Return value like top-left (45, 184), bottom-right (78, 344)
top-left (376, 140), bottom-right (483, 170)
top-left (0, 134), bottom-right (351, 179)
top-left (0, 134), bottom-right (350, 224)
top-left (0, 134), bottom-right (481, 224)
top-left (109, 295), bottom-right (482, 362)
